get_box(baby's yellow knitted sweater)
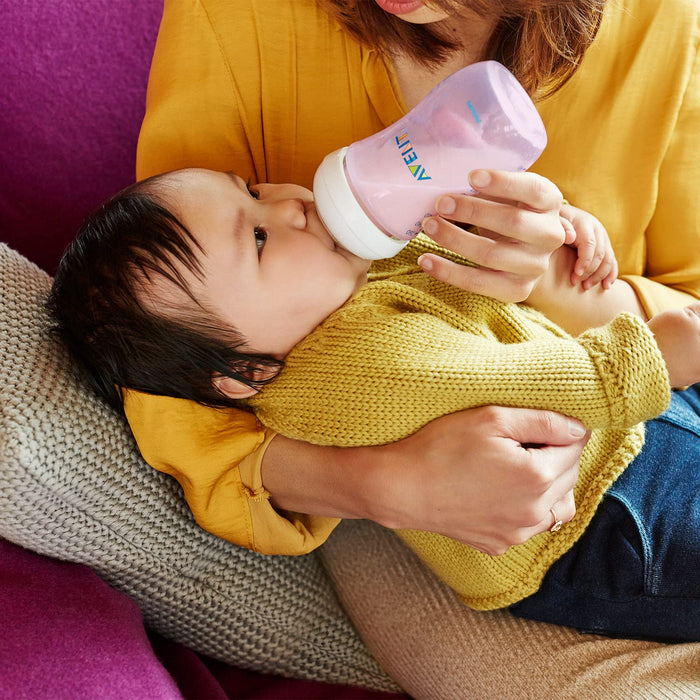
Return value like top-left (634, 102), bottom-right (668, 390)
top-left (249, 237), bottom-right (671, 610)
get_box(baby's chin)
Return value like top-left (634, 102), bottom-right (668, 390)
top-left (341, 245), bottom-right (373, 274)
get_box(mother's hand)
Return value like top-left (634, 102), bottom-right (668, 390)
top-left (419, 169), bottom-right (568, 302)
top-left (376, 407), bottom-right (583, 555)
top-left (264, 406), bottom-right (586, 556)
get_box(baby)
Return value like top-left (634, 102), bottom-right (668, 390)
top-left (49, 167), bottom-right (700, 640)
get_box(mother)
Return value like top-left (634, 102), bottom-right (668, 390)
top-left (128, 0), bottom-right (698, 561)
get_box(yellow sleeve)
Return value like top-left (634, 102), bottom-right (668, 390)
top-left (122, 390), bottom-right (339, 554)
top-left (251, 283), bottom-right (670, 447)
top-left (137, 0), bottom-right (390, 187)
top-left (624, 28), bottom-right (700, 317)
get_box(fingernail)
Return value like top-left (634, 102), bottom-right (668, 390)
top-left (569, 419), bottom-right (586, 438)
top-left (469, 170), bottom-right (490, 188)
top-left (417, 255), bottom-right (432, 272)
top-left (422, 218), bottom-right (438, 236)
top-left (436, 196), bottom-right (456, 215)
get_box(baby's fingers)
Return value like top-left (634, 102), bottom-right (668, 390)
top-left (570, 227), bottom-right (598, 283)
top-left (577, 221), bottom-right (617, 288)
top-left (560, 216), bottom-right (576, 246)
top-left (560, 204), bottom-right (618, 288)
top-left (582, 252), bottom-right (618, 290)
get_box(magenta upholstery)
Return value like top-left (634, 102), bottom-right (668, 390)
top-left (0, 538), bottom-right (181, 699)
top-left (0, 538), bottom-right (397, 700)
top-left (2, 0), bottom-right (160, 274)
top-left (1, 1), bottom-right (403, 697)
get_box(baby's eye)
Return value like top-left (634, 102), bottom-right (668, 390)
top-left (247, 181), bottom-right (259, 199)
top-left (254, 227), bottom-right (267, 255)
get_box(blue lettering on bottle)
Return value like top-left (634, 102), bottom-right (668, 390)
top-left (395, 132), bottom-right (431, 181)
top-left (467, 100), bottom-right (481, 124)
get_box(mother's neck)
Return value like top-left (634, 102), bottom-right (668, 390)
top-left (391, 14), bottom-right (498, 110)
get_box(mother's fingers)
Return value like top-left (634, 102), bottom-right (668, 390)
top-left (422, 218), bottom-right (548, 277)
top-left (489, 464), bottom-right (579, 554)
top-left (548, 490), bottom-right (578, 529)
top-left (419, 170), bottom-right (569, 302)
top-left (419, 253), bottom-right (538, 302)
top-left (467, 471), bottom-right (579, 555)
top-left (431, 196), bottom-right (566, 250)
top-left (468, 169), bottom-right (564, 212)
top-left (537, 490), bottom-right (578, 537)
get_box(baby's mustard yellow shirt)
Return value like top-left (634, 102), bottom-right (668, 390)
top-left (128, 0), bottom-right (700, 554)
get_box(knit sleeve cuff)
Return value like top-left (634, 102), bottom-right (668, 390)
top-left (577, 312), bottom-right (671, 428)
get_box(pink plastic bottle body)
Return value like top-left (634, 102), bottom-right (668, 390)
top-left (313, 62), bottom-right (548, 259)
top-left (345, 61), bottom-right (547, 241)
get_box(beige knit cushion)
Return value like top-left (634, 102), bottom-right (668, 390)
top-left (320, 520), bottom-right (700, 700)
top-left (0, 244), bottom-right (397, 692)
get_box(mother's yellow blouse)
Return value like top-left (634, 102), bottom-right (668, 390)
top-left (127, 0), bottom-right (700, 554)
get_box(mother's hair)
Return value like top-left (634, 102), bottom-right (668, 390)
top-left (319, 0), bottom-right (606, 97)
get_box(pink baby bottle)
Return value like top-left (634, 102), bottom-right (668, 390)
top-left (313, 60), bottom-right (547, 260)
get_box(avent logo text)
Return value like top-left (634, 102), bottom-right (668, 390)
top-left (395, 132), bottom-right (432, 181)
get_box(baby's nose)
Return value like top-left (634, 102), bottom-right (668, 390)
top-left (274, 198), bottom-right (307, 228)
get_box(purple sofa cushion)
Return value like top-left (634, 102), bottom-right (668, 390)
top-left (0, 538), bottom-right (181, 699)
top-left (2, 0), bottom-right (162, 274)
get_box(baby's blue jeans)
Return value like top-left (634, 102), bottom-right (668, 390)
top-left (510, 384), bottom-right (700, 642)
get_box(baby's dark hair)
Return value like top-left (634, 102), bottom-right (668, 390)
top-left (47, 176), bottom-right (283, 412)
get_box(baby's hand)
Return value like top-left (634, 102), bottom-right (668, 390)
top-left (647, 302), bottom-right (700, 388)
top-left (560, 204), bottom-right (618, 290)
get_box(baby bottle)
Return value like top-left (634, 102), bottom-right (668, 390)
top-left (313, 60), bottom-right (548, 260)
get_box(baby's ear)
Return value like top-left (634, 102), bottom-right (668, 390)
top-left (212, 374), bottom-right (259, 399)
top-left (212, 363), bottom-right (280, 400)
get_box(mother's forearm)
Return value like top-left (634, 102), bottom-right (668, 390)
top-left (261, 434), bottom-right (395, 523)
top-left (260, 408), bottom-right (587, 555)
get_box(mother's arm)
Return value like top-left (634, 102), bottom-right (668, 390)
top-left (124, 390), bottom-right (584, 557)
top-left (262, 408), bottom-right (586, 555)
top-left (630, 42), bottom-right (700, 316)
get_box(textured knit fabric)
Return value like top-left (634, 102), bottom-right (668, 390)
top-left (0, 244), bottom-right (399, 693)
top-left (247, 237), bottom-right (670, 610)
top-left (4, 243), bottom-right (696, 696)
top-left (126, 0), bottom-right (700, 555)
top-left (320, 519), bottom-right (700, 700)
